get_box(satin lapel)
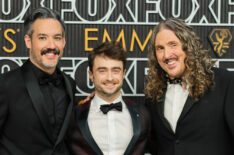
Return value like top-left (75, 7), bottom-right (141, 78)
top-left (77, 102), bottom-right (103, 155)
top-left (178, 96), bottom-right (196, 122)
top-left (156, 90), bottom-right (174, 133)
top-left (55, 73), bottom-right (74, 146)
top-left (123, 99), bottom-right (141, 155)
top-left (21, 61), bottom-right (54, 143)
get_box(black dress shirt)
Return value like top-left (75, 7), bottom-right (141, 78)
top-left (30, 61), bottom-right (70, 142)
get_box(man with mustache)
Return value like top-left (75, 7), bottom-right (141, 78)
top-left (145, 18), bottom-right (234, 155)
top-left (0, 7), bottom-right (76, 155)
top-left (67, 41), bottom-right (150, 155)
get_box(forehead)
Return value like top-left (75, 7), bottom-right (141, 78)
top-left (32, 18), bottom-right (63, 35)
top-left (93, 56), bottom-right (124, 69)
top-left (155, 29), bottom-right (181, 45)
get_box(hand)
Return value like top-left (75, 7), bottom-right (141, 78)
top-left (78, 91), bottom-right (95, 105)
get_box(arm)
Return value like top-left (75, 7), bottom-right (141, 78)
top-left (224, 75), bottom-right (234, 137)
top-left (0, 78), bottom-right (8, 132)
top-left (145, 98), bottom-right (158, 155)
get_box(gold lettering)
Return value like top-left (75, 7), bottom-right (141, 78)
top-left (116, 29), bottom-right (126, 50)
top-left (85, 28), bottom-right (98, 51)
top-left (130, 29), bottom-right (152, 52)
top-left (102, 29), bottom-right (112, 42)
top-left (3, 29), bottom-right (16, 53)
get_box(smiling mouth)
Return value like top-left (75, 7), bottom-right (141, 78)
top-left (104, 83), bottom-right (115, 86)
top-left (165, 58), bottom-right (177, 68)
top-left (41, 49), bottom-right (60, 56)
top-left (103, 81), bottom-right (118, 87)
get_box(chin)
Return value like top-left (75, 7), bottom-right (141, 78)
top-left (43, 61), bottom-right (58, 68)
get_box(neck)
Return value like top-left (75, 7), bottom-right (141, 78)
top-left (30, 59), bottom-right (56, 74)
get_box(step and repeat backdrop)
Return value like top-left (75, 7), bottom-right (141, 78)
top-left (0, 0), bottom-right (234, 102)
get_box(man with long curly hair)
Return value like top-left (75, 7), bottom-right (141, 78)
top-left (145, 18), bottom-right (234, 155)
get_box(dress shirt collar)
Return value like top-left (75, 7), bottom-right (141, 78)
top-left (29, 60), bottom-right (59, 81)
top-left (90, 94), bottom-right (125, 113)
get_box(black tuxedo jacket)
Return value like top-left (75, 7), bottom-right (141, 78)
top-left (67, 97), bottom-right (150, 155)
top-left (146, 68), bottom-right (234, 155)
top-left (0, 60), bottom-right (76, 155)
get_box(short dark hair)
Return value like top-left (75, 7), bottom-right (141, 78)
top-left (24, 7), bottom-right (65, 37)
top-left (88, 41), bottom-right (127, 72)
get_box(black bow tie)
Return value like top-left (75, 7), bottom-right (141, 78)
top-left (167, 78), bottom-right (182, 85)
top-left (39, 74), bottom-right (62, 86)
top-left (100, 102), bottom-right (122, 114)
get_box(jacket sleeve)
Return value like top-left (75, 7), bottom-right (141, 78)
top-left (224, 74), bottom-right (234, 138)
top-left (0, 77), bottom-right (8, 132)
top-left (145, 98), bottom-right (158, 155)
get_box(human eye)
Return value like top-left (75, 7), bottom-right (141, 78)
top-left (54, 36), bottom-right (62, 40)
top-left (98, 69), bottom-right (106, 73)
top-left (156, 46), bottom-right (164, 52)
top-left (113, 68), bottom-right (120, 73)
top-left (112, 68), bottom-right (121, 74)
top-left (169, 42), bottom-right (178, 48)
top-left (38, 36), bottom-right (46, 40)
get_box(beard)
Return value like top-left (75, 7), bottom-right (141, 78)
top-left (30, 49), bottom-right (61, 70)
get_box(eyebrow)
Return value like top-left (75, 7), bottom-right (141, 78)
top-left (168, 41), bottom-right (178, 45)
top-left (37, 33), bottom-right (63, 37)
top-left (37, 33), bottom-right (47, 36)
top-left (97, 67), bottom-right (122, 70)
top-left (112, 67), bottom-right (121, 70)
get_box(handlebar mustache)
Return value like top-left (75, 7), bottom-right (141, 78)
top-left (41, 49), bottom-right (60, 55)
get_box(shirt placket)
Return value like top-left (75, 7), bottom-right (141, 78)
top-left (108, 111), bottom-right (116, 155)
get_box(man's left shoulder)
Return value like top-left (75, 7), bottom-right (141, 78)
top-left (213, 67), bottom-right (234, 80)
top-left (60, 70), bottom-right (76, 84)
top-left (123, 98), bottom-right (149, 113)
top-left (123, 98), bottom-right (137, 107)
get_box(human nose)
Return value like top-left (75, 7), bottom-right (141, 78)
top-left (163, 47), bottom-right (171, 59)
top-left (47, 38), bottom-right (57, 49)
top-left (106, 71), bottom-right (113, 81)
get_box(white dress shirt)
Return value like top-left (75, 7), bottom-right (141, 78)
top-left (164, 84), bottom-right (189, 132)
top-left (88, 94), bottom-right (133, 155)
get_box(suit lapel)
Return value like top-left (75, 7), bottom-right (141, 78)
top-left (155, 90), bottom-right (174, 133)
top-left (157, 88), bottom-right (196, 133)
top-left (55, 73), bottom-right (74, 146)
top-left (21, 60), bottom-right (54, 143)
top-left (77, 101), bottom-right (103, 155)
top-left (178, 96), bottom-right (196, 122)
top-left (123, 99), bottom-right (141, 155)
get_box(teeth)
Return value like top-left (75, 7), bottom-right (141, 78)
top-left (46, 53), bottom-right (55, 56)
top-left (106, 83), bottom-right (113, 85)
top-left (167, 61), bottom-right (175, 65)
top-left (104, 83), bottom-right (115, 86)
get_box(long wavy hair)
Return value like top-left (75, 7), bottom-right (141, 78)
top-left (144, 18), bottom-right (215, 102)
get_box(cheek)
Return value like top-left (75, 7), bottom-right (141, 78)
top-left (59, 44), bottom-right (65, 51)
top-left (180, 53), bottom-right (187, 62)
top-left (156, 53), bottom-right (163, 62)
top-left (93, 73), bottom-right (105, 81)
top-left (32, 43), bottom-right (43, 53)
top-left (115, 74), bottom-right (124, 82)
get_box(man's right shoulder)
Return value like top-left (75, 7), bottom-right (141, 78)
top-left (0, 67), bottom-right (21, 81)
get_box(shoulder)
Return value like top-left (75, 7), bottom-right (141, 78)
top-left (0, 67), bottom-right (21, 83)
top-left (61, 71), bottom-right (76, 83)
top-left (213, 67), bottom-right (234, 82)
top-left (144, 97), bottom-right (158, 108)
top-left (213, 67), bottom-right (234, 77)
top-left (60, 70), bottom-right (77, 90)
top-left (124, 97), bottom-right (150, 119)
top-left (76, 98), bottom-right (92, 111)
